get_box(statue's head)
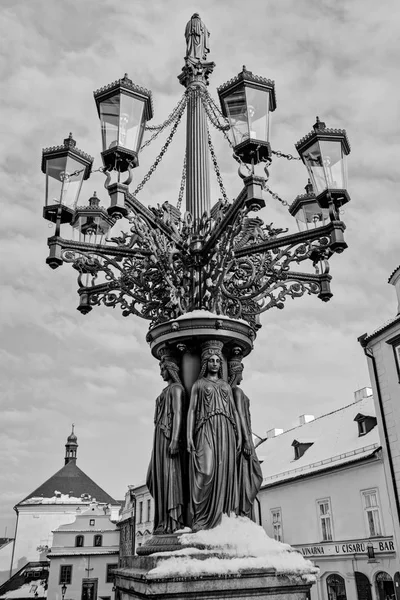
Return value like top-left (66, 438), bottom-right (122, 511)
top-left (199, 340), bottom-right (224, 378)
top-left (158, 348), bottom-right (181, 385)
top-left (228, 359), bottom-right (244, 387)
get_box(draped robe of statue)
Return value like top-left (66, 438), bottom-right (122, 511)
top-left (189, 377), bottom-right (239, 531)
top-left (184, 13), bottom-right (210, 62)
top-left (146, 381), bottom-right (184, 534)
top-left (232, 386), bottom-right (263, 519)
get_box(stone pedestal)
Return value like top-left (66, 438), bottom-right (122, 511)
top-left (115, 554), bottom-right (313, 600)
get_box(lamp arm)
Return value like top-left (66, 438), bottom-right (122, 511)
top-left (234, 221), bottom-right (345, 258)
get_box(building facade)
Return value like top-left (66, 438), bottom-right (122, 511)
top-left (47, 505), bottom-right (119, 600)
top-left (359, 265), bottom-right (400, 557)
top-left (10, 429), bottom-right (119, 578)
top-left (257, 391), bottom-right (398, 600)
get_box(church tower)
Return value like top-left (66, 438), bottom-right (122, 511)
top-left (64, 424), bottom-right (78, 465)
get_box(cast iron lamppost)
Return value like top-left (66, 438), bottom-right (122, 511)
top-left (41, 12), bottom-right (351, 550)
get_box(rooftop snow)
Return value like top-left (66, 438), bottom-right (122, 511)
top-left (258, 395), bottom-right (380, 486)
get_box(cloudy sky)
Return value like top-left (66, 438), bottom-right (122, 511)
top-left (0, 0), bottom-right (399, 536)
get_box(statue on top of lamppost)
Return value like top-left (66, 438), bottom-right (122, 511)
top-left (185, 13), bottom-right (210, 62)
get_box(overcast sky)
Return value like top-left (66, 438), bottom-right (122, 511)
top-left (0, 0), bottom-right (399, 536)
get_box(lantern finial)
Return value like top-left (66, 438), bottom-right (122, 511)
top-left (64, 133), bottom-right (76, 148)
top-left (313, 116), bottom-right (326, 131)
top-left (89, 192), bottom-right (100, 207)
top-left (305, 179), bottom-right (313, 195)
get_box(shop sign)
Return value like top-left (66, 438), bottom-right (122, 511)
top-left (294, 537), bottom-right (395, 558)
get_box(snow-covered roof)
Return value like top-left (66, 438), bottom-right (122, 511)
top-left (258, 395), bottom-right (380, 487)
top-left (17, 461), bottom-right (118, 506)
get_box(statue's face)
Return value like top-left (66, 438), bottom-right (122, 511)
top-left (207, 354), bottom-right (221, 374)
top-left (160, 363), bottom-right (169, 381)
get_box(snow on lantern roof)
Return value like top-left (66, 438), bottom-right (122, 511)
top-left (258, 394), bottom-right (379, 486)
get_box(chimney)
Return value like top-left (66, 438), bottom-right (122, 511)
top-left (299, 414), bottom-right (315, 426)
top-left (389, 266), bottom-right (400, 314)
top-left (266, 428), bottom-right (284, 439)
top-left (354, 387), bottom-right (372, 402)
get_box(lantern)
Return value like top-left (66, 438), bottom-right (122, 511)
top-left (71, 192), bottom-right (113, 245)
top-left (94, 73), bottom-right (153, 172)
top-left (41, 134), bottom-right (93, 224)
top-left (218, 66), bottom-right (276, 164)
top-left (289, 181), bottom-right (329, 232)
top-left (295, 118), bottom-right (351, 209)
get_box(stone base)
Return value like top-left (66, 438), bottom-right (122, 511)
top-left (115, 553), bottom-right (313, 600)
top-left (136, 534), bottom-right (183, 555)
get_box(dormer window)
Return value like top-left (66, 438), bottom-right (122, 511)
top-left (292, 439), bottom-right (313, 460)
top-left (354, 413), bottom-right (377, 437)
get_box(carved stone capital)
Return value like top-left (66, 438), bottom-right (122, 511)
top-left (178, 59), bottom-right (215, 88)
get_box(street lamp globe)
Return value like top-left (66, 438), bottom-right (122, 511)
top-left (94, 73), bottom-right (153, 173)
top-left (218, 66), bottom-right (276, 165)
top-left (41, 133), bottom-right (93, 224)
top-left (295, 117), bottom-right (351, 209)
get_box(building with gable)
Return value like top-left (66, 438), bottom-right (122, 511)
top-left (9, 429), bottom-right (120, 578)
top-left (257, 389), bottom-right (398, 600)
top-left (47, 505), bottom-right (119, 600)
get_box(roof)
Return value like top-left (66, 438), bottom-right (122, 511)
top-left (258, 395), bottom-right (380, 487)
top-left (17, 461), bottom-right (117, 507)
top-left (359, 315), bottom-right (400, 345)
top-left (0, 562), bottom-right (48, 600)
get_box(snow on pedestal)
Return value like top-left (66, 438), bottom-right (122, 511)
top-left (148, 515), bottom-right (318, 582)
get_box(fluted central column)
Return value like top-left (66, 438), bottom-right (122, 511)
top-left (185, 84), bottom-right (210, 221)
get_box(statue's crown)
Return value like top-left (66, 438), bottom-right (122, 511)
top-left (201, 339), bottom-right (224, 360)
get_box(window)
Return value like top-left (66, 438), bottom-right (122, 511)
top-left (75, 535), bottom-right (84, 547)
top-left (271, 508), bottom-right (283, 542)
top-left (292, 440), bottom-right (314, 460)
top-left (147, 499), bottom-right (151, 522)
top-left (354, 413), bottom-right (377, 437)
top-left (317, 499), bottom-right (333, 541)
top-left (89, 519), bottom-right (95, 526)
top-left (362, 490), bottom-right (382, 536)
top-left (387, 335), bottom-right (400, 383)
top-left (59, 565), bottom-right (72, 585)
top-left (106, 564), bottom-right (118, 584)
top-left (94, 535), bottom-right (102, 547)
top-left (326, 574), bottom-right (347, 600)
top-left (139, 501), bottom-right (143, 523)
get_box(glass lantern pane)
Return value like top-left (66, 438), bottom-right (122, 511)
top-left (223, 88), bottom-right (248, 147)
top-left (301, 142), bottom-right (326, 195)
top-left (244, 87), bottom-right (269, 142)
top-left (119, 93), bottom-right (145, 152)
top-left (46, 155), bottom-right (85, 208)
top-left (319, 140), bottom-right (347, 190)
top-left (303, 203), bottom-right (329, 228)
top-left (99, 94), bottom-right (120, 150)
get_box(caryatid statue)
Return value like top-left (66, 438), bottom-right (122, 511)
top-left (228, 351), bottom-right (263, 520)
top-left (184, 13), bottom-right (210, 62)
top-left (146, 350), bottom-right (185, 534)
top-left (187, 340), bottom-right (242, 531)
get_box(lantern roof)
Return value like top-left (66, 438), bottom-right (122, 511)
top-left (93, 73), bottom-right (154, 121)
top-left (295, 117), bottom-right (351, 155)
top-left (288, 181), bottom-right (317, 217)
top-left (72, 192), bottom-right (112, 224)
top-left (217, 66), bottom-right (277, 111)
top-left (41, 133), bottom-right (93, 178)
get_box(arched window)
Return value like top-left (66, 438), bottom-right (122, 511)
top-left (355, 572), bottom-right (372, 600)
top-left (94, 534), bottom-right (103, 547)
top-left (375, 572), bottom-right (394, 600)
top-left (75, 535), bottom-right (84, 547)
top-left (327, 574), bottom-right (347, 600)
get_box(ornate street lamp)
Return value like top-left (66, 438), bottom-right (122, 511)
top-left (61, 583), bottom-right (67, 600)
top-left (94, 73), bottom-right (153, 173)
top-left (295, 117), bottom-right (351, 209)
top-left (40, 13), bottom-right (351, 566)
top-left (41, 133), bottom-right (93, 224)
top-left (218, 66), bottom-right (276, 165)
